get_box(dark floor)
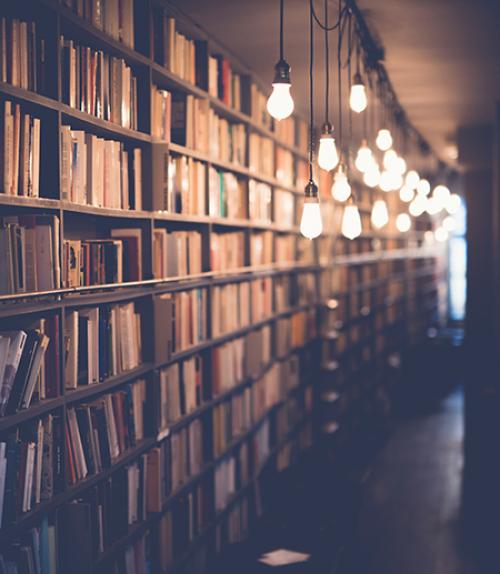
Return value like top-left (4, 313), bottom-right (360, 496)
top-left (218, 387), bottom-right (479, 574)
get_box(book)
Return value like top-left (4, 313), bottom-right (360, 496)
top-left (250, 232), bottom-right (273, 267)
top-left (62, 0), bottom-right (135, 48)
top-left (208, 54), bottom-right (242, 110)
top-left (249, 133), bottom-right (274, 177)
top-left (248, 180), bottom-right (272, 223)
top-left (170, 93), bottom-right (209, 152)
top-left (208, 168), bottom-right (247, 220)
top-left (210, 231), bottom-right (245, 272)
top-left (59, 125), bottom-right (142, 209)
top-left (151, 86), bottom-right (172, 142)
top-left (60, 36), bottom-right (138, 129)
top-left (208, 110), bottom-right (246, 166)
top-left (250, 82), bottom-right (273, 130)
top-left (152, 229), bottom-right (203, 279)
top-left (275, 147), bottom-right (294, 186)
top-left (211, 281), bottom-right (250, 338)
top-left (64, 302), bottom-right (142, 390)
top-left (0, 215), bottom-right (60, 294)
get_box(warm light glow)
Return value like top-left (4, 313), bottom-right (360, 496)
top-left (394, 156), bottom-right (407, 175)
top-left (409, 195), bottom-right (427, 216)
top-left (443, 215), bottom-right (456, 232)
top-left (266, 83), bottom-right (294, 120)
top-left (379, 170), bottom-right (393, 192)
top-left (383, 149), bottom-right (398, 171)
top-left (426, 196), bottom-right (442, 215)
top-left (396, 213), bottom-right (411, 232)
top-left (371, 199), bottom-right (389, 229)
top-left (318, 134), bottom-right (339, 171)
top-left (424, 230), bottom-right (435, 244)
top-left (399, 186), bottom-right (415, 203)
top-left (433, 185), bottom-right (451, 205)
top-left (363, 164), bottom-right (380, 188)
top-left (435, 227), bottom-right (449, 242)
top-left (350, 83), bottom-right (368, 113)
top-left (405, 170), bottom-right (419, 189)
top-left (416, 179), bottom-right (431, 196)
top-left (300, 199), bottom-right (323, 239)
top-left (341, 204), bottom-right (362, 239)
top-left (389, 172), bottom-right (404, 190)
top-left (445, 193), bottom-right (461, 214)
top-left (376, 128), bottom-right (392, 151)
top-left (355, 141), bottom-right (373, 172)
top-left (331, 165), bottom-right (352, 201)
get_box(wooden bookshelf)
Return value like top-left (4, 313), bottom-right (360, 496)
top-left (0, 0), bottom-right (444, 572)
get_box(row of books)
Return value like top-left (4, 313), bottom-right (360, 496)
top-left (250, 83), bottom-right (272, 130)
top-left (0, 324), bottom-right (55, 418)
top-left (275, 309), bottom-right (317, 359)
top-left (210, 231), bottom-right (245, 272)
top-left (62, 0), bottom-right (135, 48)
top-left (60, 126), bottom-right (142, 209)
top-left (208, 167), bottom-right (247, 219)
top-left (218, 496), bottom-right (249, 548)
top-left (152, 228), bottom-right (203, 279)
top-left (208, 54), bottom-right (243, 111)
top-left (65, 378), bottom-right (147, 484)
top-left (60, 36), bottom-right (138, 129)
top-left (251, 231), bottom-right (273, 267)
top-left (274, 189), bottom-right (295, 228)
top-left (64, 302), bottom-right (142, 389)
top-left (249, 133), bottom-right (274, 178)
top-left (171, 93), bottom-right (209, 153)
top-left (0, 17), bottom-right (45, 93)
top-left (212, 325), bottom-right (272, 396)
top-left (211, 281), bottom-right (251, 338)
top-left (0, 215), bottom-right (60, 295)
top-left (212, 389), bottom-right (252, 457)
top-left (275, 234), bottom-right (296, 264)
top-left (249, 180), bottom-right (272, 223)
top-left (163, 153), bottom-right (206, 215)
top-left (208, 110), bottom-right (246, 166)
top-left (275, 272), bottom-right (317, 312)
top-left (275, 147), bottom-right (294, 187)
top-left (63, 228), bottom-right (142, 287)
top-left (1, 101), bottom-right (41, 197)
top-left (153, 289), bottom-right (208, 363)
top-left (158, 354), bottom-right (203, 431)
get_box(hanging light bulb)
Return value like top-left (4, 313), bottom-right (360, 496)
top-left (331, 164), bottom-right (352, 202)
top-left (435, 227), bottom-right (449, 242)
top-left (399, 185), bottom-right (415, 203)
top-left (416, 179), bottom-right (431, 196)
top-left (396, 213), bottom-right (411, 232)
top-left (376, 128), bottom-right (392, 151)
top-left (388, 172), bottom-right (404, 190)
top-left (424, 230), bottom-right (435, 244)
top-left (342, 199), bottom-right (362, 239)
top-left (354, 140), bottom-right (372, 172)
top-left (443, 215), bottom-right (456, 232)
top-left (405, 170), bottom-right (419, 189)
top-left (445, 193), bottom-right (461, 214)
top-left (409, 195), bottom-right (427, 216)
top-left (363, 160), bottom-right (380, 187)
top-left (317, 123), bottom-right (339, 171)
top-left (383, 149), bottom-right (398, 171)
top-left (426, 196), bottom-right (442, 215)
top-left (379, 170), bottom-right (393, 192)
top-left (371, 199), bottom-right (389, 229)
top-left (349, 73), bottom-right (367, 113)
top-left (394, 156), bottom-right (407, 175)
top-left (433, 184), bottom-right (451, 206)
top-left (267, 0), bottom-right (294, 120)
top-left (300, 180), bottom-right (323, 239)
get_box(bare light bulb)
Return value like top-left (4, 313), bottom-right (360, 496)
top-left (317, 124), bottom-right (339, 171)
top-left (383, 149), bottom-right (398, 171)
top-left (363, 163), bottom-right (380, 187)
top-left (443, 215), bottom-right (456, 232)
top-left (416, 179), bottom-right (431, 196)
top-left (405, 170), bottom-right (419, 189)
top-left (376, 128), bottom-right (392, 151)
top-left (331, 165), bottom-right (351, 202)
top-left (426, 196), bottom-right (442, 215)
top-left (267, 83), bottom-right (294, 120)
top-left (394, 156), bottom-right (407, 175)
top-left (433, 185), bottom-right (451, 206)
top-left (349, 74), bottom-right (367, 113)
top-left (396, 213), bottom-right (411, 232)
top-left (435, 227), bottom-right (449, 242)
top-left (354, 140), bottom-right (372, 172)
top-left (342, 203), bottom-right (362, 239)
top-left (446, 193), bottom-right (461, 214)
top-left (371, 199), bottom-right (389, 229)
top-left (388, 172), bottom-right (403, 190)
top-left (300, 180), bottom-right (322, 239)
top-left (399, 186), bottom-right (415, 203)
top-left (424, 230), bottom-right (435, 244)
top-left (409, 195), bottom-right (426, 216)
top-left (379, 170), bottom-right (393, 192)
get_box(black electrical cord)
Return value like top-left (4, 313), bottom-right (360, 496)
top-left (279, 0), bottom-right (284, 60)
top-left (337, 0), bottom-right (343, 154)
top-left (309, 0), bottom-right (314, 180)
top-left (324, 0), bottom-right (329, 123)
top-left (311, 0), bottom-right (344, 31)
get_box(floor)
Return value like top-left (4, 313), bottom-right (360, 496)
top-left (217, 388), bottom-right (479, 574)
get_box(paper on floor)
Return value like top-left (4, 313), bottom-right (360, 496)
top-left (258, 548), bottom-right (311, 566)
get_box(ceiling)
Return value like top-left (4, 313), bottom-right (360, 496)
top-left (171, 0), bottom-right (500, 166)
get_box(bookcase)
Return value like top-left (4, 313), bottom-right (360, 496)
top-left (0, 0), bottom-right (444, 572)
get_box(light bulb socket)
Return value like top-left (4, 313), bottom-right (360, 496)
top-left (321, 122), bottom-right (334, 137)
top-left (353, 72), bottom-right (364, 87)
top-left (304, 179), bottom-right (319, 199)
top-left (273, 59), bottom-right (291, 84)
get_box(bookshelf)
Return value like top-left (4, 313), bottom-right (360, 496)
top-left (0, 0), bottom-right (444, 572)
